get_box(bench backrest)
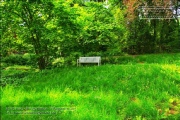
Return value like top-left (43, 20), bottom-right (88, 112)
top-left (79, 57), bottom-right (101, 63)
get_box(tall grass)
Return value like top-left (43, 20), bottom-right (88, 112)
top-left (1, 53), bottom-right (180, 120)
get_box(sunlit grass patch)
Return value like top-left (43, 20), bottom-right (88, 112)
top-left (2, 65), bottom-right (33, 75)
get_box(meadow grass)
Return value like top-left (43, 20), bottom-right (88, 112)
top-left (1, 53), bottom-right (180, 120)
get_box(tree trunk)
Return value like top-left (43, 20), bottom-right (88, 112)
top-left (38, 56), bottom-right (46, 70)
top-left (153, 19), bottom-right (157, 53)
top-left (31, 32), bottom-right (46, 70)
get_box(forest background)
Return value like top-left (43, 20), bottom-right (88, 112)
top-left (1, 0), bottom-right (180, 70)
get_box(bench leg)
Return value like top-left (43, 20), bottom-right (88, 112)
top-left (98, 62), bottom-right (101, 66)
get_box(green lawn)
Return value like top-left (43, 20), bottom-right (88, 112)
top-left (1, 53), bottom-right (180, 120)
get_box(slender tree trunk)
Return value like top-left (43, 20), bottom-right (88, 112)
top-left (159, 20), bottom-right (165, 53)
top-left (153, 20), bottom-right (157, 53)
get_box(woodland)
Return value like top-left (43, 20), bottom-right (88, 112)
top-left (1, 0), bottom-right (180, 69)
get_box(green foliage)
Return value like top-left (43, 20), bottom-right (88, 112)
top-left (74, 2), bottom-right (128, 55)
top-left (125, 14), bottom-right (180, 54)
top-left (64, 52), bottom-right (82, 66)
top-left (22, 53), bottom-right (36, 65)
top-left (52, 57), bottom-right (65, 67)
top-left (2, 54), bottom-right (27, 65)
top-left (1, 0), bottom-right (82, 69)
top-left (1, 53), bottom-right (36, 66)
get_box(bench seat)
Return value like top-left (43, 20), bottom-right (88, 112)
top-left (77, 57), bottom-right (101, 66)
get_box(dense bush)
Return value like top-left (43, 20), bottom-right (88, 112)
top-left (64, 52), bottom-right (82, 66)
top-left (2, 53), bottom-right (36, 66)
top-left (2, 54), bottom-right (27, 65)
top-left (51, 57), bottom-right (65, 67)
top-left (22, 53), bottom-right (36, 65)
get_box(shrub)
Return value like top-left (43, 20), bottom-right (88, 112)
top-left (22, 53), bottom-right (36, 65)
top-left (86, 52), bottom-right (103, 57)
top-left (2, 53), bottom-right (36, 66)
top-left (52, 57), bottom-right (65, 67)
top-left (64, 52), bottom-right (82, 66)
top-left (2, 54), bottom-right (26, 65)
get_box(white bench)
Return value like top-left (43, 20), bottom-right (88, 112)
top-left (77, 57), bottom-right (101, 66)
